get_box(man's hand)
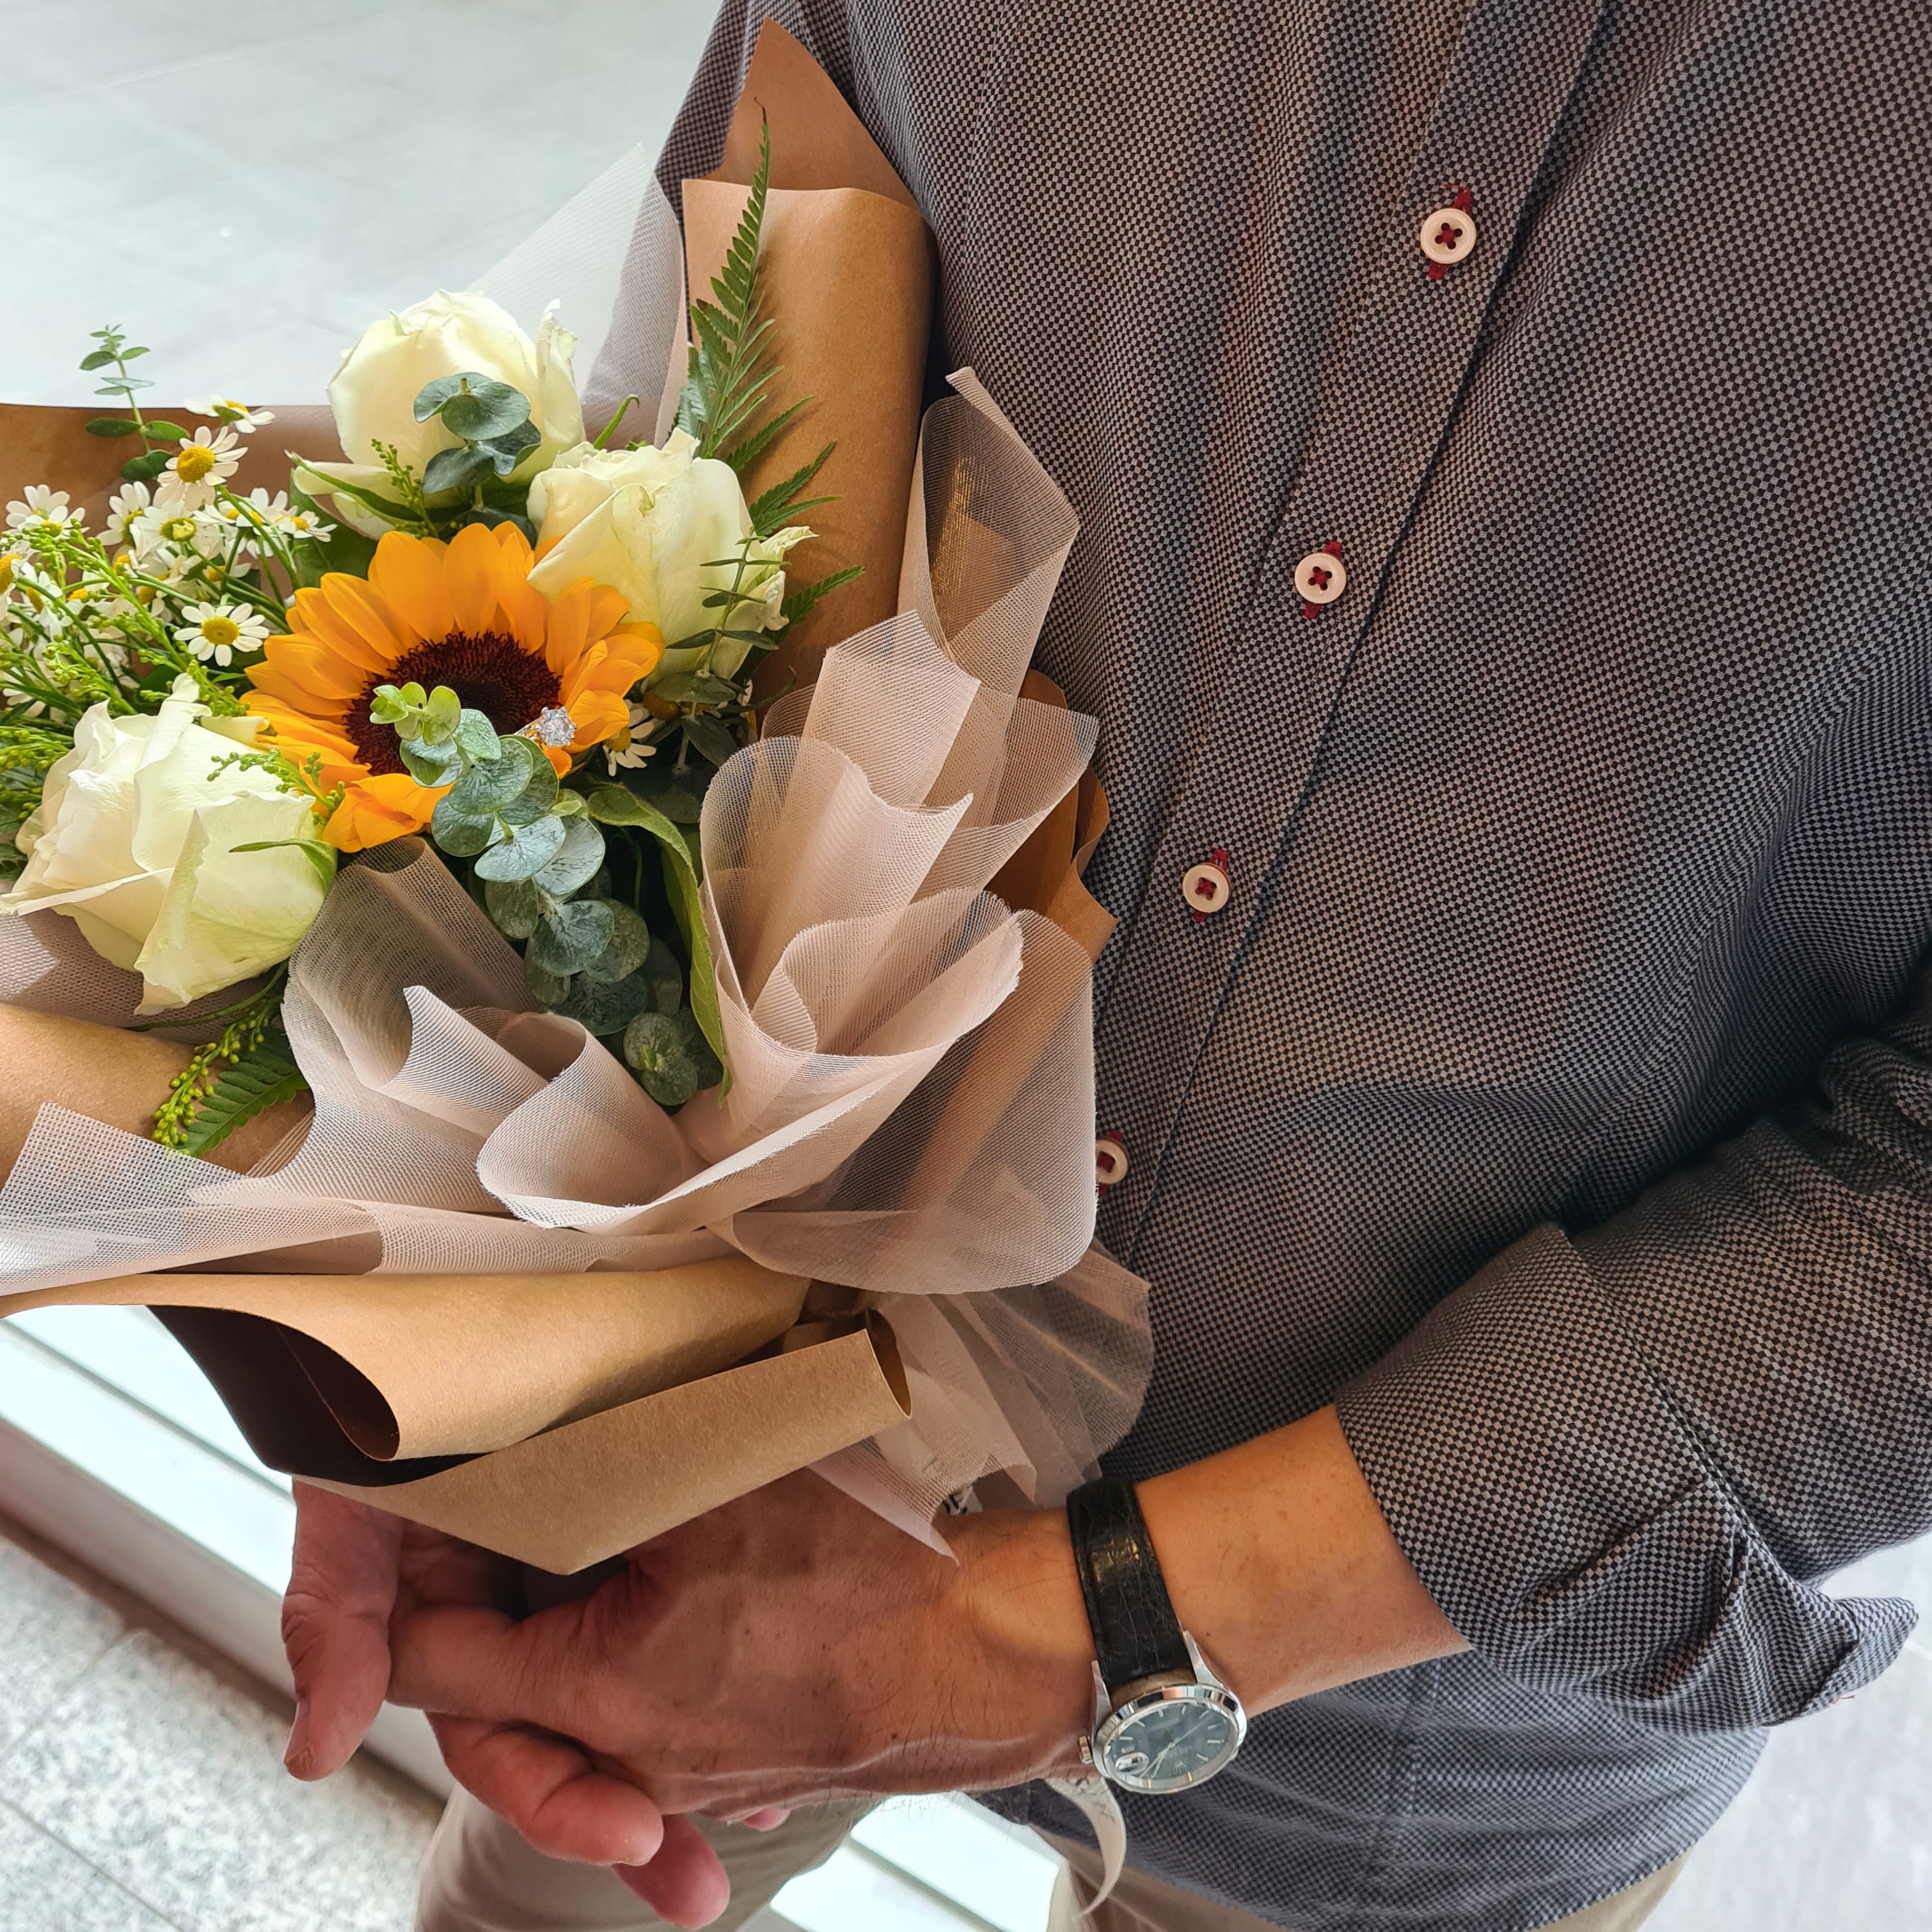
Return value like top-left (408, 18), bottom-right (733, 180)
top-left (386, 1470), bottom-right (1097, 1840)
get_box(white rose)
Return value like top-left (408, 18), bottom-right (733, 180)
top-left (0, 677), bottom-right (331, 1011)
top-left (527, 431), bottom-right (796, 679)
top-left (296, 291), bottom-right (583, 536)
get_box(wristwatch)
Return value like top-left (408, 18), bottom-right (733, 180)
top-left (1066, 1477), bottom-right (1247, 1794)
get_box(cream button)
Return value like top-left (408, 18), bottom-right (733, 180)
top-left (1294, 549), bottom-right (1347, 605)
top-left (1095, 1135), bottom-right (1129, 1188)
top-left (1182, 860), bottom-right (1231, 915)
top-left (1420, 205), bottom-right (1477, 265)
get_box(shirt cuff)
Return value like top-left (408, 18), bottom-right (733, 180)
top-left (1334, 1223), bottom-right (1912, 1728)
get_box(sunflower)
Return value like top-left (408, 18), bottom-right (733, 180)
top-left (244, 523), bottom-right (662, 850)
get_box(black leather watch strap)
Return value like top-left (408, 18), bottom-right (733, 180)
top-left (1066, 1477), bottom-right (1191, 1693)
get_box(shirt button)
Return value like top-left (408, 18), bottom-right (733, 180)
top-left (1182, 855), bottom-right (1231, 916)
top-left (1095, 1134), bottom-right (1130, 1188)
top-left (1419, 203), bottom-right (1477, 266)
top-left (1294, 544), bottom-right (1347, 608)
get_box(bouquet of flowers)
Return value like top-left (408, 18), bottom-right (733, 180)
top-left (0, 25), bottom-right (1148, 1571)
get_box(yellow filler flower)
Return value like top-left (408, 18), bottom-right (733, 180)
top-left (244, 523), bottom-right (663, 850)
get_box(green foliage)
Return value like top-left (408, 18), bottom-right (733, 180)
top-left (676, 120), bottom-right (778, 464)
top-left (149, 974), bottom-right (309, 1155)
top-left (781, 565), bottom-right (865, 629)
top-left (747, 444), bottom-right (837, 538)
top-left (622, 1006), bottom-right (723, 1109)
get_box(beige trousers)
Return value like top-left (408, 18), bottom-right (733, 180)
top-left (416, 1789), bottom-right (1685, 1932)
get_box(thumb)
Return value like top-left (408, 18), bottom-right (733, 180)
top-left (282, 1483), bottom-right (402, 1780)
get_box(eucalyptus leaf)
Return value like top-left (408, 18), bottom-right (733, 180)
top-left (498, 752), bottom-right (558, 825)
top-left (429, 801), bottom-right (498, 857)
top-left (622, 1010), bottom-right (698, 1107)
top-left (483, 876), bottom-right (544, 940)
top-left (436, 379), bottom-right (532, 441)
top-left (399, 738), bottom-right (459, 786)
top-left (473, 813), bottom-right (567, 881)
top-left (556, 970), bottom-right (656, 1038)
top-left (476, 419), bottom-right (541, 475)
top-left (581, 899), bottom-right (651, 984)
top-left (524, 956), bottom-right (573, 1007)
top-left (641, 936), bottom-right (684, 1013)
top-left (119, 450), bottom-right (172, 483)
top-left (683, 715), bottom-right (740, 768)
top-left (528, 898), bottom-right (615, 974)
top-left (85, 416), bottom-right (141, 438)
top-left (530, 817), bottom-right (606, 897)
top-left (446, 745), bottom-right (530, 816)
top-left (422, 444), bottom-right (495, 496)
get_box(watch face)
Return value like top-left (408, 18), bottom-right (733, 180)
top-left (1100, 1688), bottom-right (1245, 1794)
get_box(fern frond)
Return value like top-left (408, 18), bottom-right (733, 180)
top-left (748, 441), bottom-right (837, 537)
top-left (677, 120), bottom-right (781, 461)
top-left (722, 396), bottom-right (812, 474)
top-left (180, 1034), bottom-right (307, 1158)
top-left (781, 565), bottom-right (864, 628)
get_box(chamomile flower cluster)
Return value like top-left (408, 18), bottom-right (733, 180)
top-left (0, 388), bottom-right (344, 876)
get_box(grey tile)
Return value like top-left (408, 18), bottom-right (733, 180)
top-left (0, 1801), bottom-right (178, 1932)
top-left (0, 1534), bottom-right (123, 1758)
top-left (1649, 1643), bottom-right (1932, 1932)
top-left (2, 0), bottom-right (717, 406)
top-left (6, 1631), bottom-right (436, 1932)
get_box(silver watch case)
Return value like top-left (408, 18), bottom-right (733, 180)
top-left (1091, 1632), bottom-right (1248, 1794)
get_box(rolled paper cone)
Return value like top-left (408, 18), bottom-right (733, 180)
top-left (0, 1258), bottom-right (810, 1462)
top-left (307, 1313), bottom-right (912, 1574)
top-left (0, 1002), bottom-right (310, 1182)
top-left (688, 20), bottom-right (936, 685)
top-left (0, 403), bottom-right (342, 529)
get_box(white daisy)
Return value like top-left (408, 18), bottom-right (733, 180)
top-left (175, 599), bottom-right (270, 669)
top-left (155, 427), bottom-right (241, 510)
top-left (184, 396), bottom-right (274, 433)
top-left (103, 482), bottom-right (154, 548)
top-left (603, 701), bottom-right (658, 774)
top-left (274, 501), bottom-right (331, 543)
top-left (5, 485), bottom-right (79, 533)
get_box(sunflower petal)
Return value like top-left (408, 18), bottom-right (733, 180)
top-left (368, 532), bottom-right (457, 643)
top-left (322, 574), bottom-right (417, 667)
top-left (543, 578), bottom-right (595, 676)
top-left (248, 644), bottom-right (366, 708)
top-left (566, 690), bottom-right (630, 748)
top-left (324, 772), bottom-right (441, 852)
top-left (446, 523), bottom-right (502, 635)
top-left (583, 583), bottom-right (631, 641)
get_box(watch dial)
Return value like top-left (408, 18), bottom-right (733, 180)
top-left (1105, 1695), bottom-right (1241, 1793)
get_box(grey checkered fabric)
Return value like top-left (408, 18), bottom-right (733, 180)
top-left (660, 3), bottom-right (1932, 1928)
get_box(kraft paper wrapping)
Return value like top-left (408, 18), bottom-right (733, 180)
top-left (0, 1001), bottom-right (909, 1569)
top-left (686, 20), bottom-right (936, 680)
top-left (0, 1002), bottom-right (308, 1178)
top-left (308, 1315), bottom-right (910, 1574)
top-left (0, 1258), bottom-right (807, 1461)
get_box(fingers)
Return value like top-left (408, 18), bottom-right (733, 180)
top-left (429, 1714), bottom-right (665, 1867)
top-left (391, 1601), bottom-right (606, 1740)
top-left (281, 1484), bottom-right (402, 1780)
top-left (614, 1815), bottom-right (733, 1929)
top-left (740, 1807), bottom-right (791, 1832)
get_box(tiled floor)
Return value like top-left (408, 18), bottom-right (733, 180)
top-left (0, 1520), bottom-right (439, 1932)
top-left (3, 0), bottom-right (719, 408)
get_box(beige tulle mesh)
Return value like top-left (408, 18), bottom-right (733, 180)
top-left (0, 196), bottom-right (1150, 1533)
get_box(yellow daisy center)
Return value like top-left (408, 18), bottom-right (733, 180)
top-left (161, 516), bottom-right (197, 542)
top-left (175, 445), bottom-right (219, 483)
top-left (200, 615), bottom-right (241, 649)
top-left (0, 558), bottom-right (12, 592)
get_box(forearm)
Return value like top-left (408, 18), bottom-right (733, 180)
top-left (947, 1407), bottom-right (1464, 1739)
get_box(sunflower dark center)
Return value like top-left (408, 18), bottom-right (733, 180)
top-left (349, 629), bottom-right (562, 775)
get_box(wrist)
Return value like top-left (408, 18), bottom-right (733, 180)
top-left (941, 1505), bottom-right (1095, 1778)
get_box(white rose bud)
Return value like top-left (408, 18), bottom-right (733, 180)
top-left (296, 291), bottom-right (584, 536)
top-left (527, 431), bottom-right (795, 679)
top-left (0, 677), bottom-right (331, 1011)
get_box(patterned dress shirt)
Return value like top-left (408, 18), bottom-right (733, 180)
top-left (661, 3), bottom-right (1932, 1928)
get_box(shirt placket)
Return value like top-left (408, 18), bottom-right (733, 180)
top-left (1095, 0), bottom-right (1608, 1260)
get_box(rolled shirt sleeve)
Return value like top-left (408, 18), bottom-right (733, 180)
top-left (1336, 977), bottom-right (1932, 1729)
